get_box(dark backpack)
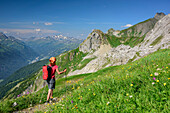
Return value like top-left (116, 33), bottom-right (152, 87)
top-left (42, 65), bottom-right (52, 80)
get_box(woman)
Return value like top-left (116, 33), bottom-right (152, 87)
top-left (46, 57), bottom-right (67, 103)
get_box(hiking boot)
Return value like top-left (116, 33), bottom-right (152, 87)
top-left (45, 100), bottom-right (49, 105)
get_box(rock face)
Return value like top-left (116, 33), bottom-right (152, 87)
top-left (68, 13), bottom-right (170, 76)
top-left (118, 12), bottom-right (166, 37)
top-left (79, 29), bottom-right (107, 53)
top-left (154, 12), bottom-right (166, 20)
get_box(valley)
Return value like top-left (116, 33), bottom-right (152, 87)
top-left (0, 12), bottom-right (169, 112)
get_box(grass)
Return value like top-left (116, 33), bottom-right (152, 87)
top-left (42, 49), bottom-right (169, 113)
top-left (150, 35), bottom-right (163, 46)
top-left (0, 49), bottom-right (169, 112)
top-left (74, 57), bottom-right (97, 71)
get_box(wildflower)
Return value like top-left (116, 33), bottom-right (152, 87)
top-left (168, 78), bottom-right (170, 80)
top-left (156, 80), bottom-right (159, 82)
top-left (72, 107), bottom-right (74, 109)
top-left (22, 96), bottom-right (24, 98)
top-left (130, 84), bottom-right (133, 86)
top-left (129, 95), bottom-right (133, 98)
top-left (126, 93), bottom-right (129, 96)
top-left (157, 68), bottom-right (162, 71)
top-left (13, 102), bottom-right (17, 107)
top-left (153, 77), bottom-right (156, 80)
top-left (150, 74), bottom-right (153, 76)
top-left (89, 89), bottom-right (90, 91)
top-left (72, 87), bottom-right (74, 89)
top-left (154, 72), bottom-right (159, 76)
top-left (152, 82), bottom-right (155, 85)
top-left (53, 103), bottom-right (55, 105)
top-left (164, 83), bottom-right (166, 86)
top-left (93, 93), bottom-right (96, 96)
top-left (107, 102), bottom-right (110, 105)
top-left (166, 67), bottom-right (168, 69)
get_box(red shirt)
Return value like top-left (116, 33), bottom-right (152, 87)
top-left (49, 64), bottom-right (58, 79)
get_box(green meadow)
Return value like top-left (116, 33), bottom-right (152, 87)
top-left (0, 49), bottom-right (169, 112)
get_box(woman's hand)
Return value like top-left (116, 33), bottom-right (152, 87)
top-left (63, 68), bottom-right (67, 72)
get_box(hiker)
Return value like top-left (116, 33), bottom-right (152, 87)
top-left (46, 57), bottom-right (67, 103)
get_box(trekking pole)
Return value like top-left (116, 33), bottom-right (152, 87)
top-left (39, 81), bottom-right (46, 104)
top-left (64, 68), bottom-right (67, 112)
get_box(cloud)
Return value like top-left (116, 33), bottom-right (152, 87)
top-left (35, 29), bottom-right (41, 32)
top-left (87, 22), bottom-right (123, 25)
top-left (121, 24), bottom-right (133, 27)
top-left (0, 28), bottom-right (59, 34)
top-left (44, 22), bottom-right (53, 25)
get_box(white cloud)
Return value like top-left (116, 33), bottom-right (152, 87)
top-left (44, 22), bottom-right (53, 25)
top-left (121, 24), bottom-right (133, 27)
top-left (0, 28), bottom-right (59, 34)
top-left (35, 29), bottom-right (41, 32)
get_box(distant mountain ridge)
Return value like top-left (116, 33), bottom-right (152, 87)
top-left (24, 35), bottom-right (83, 61)
top-left (0, 33), bottom-right (38, 79)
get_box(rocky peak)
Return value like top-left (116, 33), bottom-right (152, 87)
top-left (154, 12), bottom-right (165, 20)
top-left (79, 29), bottom-right (106, 53)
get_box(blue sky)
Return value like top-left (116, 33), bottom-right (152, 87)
top-left (0, 0), bottom-right (169, 39)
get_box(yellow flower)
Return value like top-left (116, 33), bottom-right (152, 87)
top-left (126, 93), bottom-right (129, 96)
top-left (89, 89), bottom-right (90, 91)
top-left (62, 98), bottom-right (63, 100)
top-left (72, 87), bottom-right (74, 89)
top-left (150, 74), bottom-right (153, 76)
top-left (22, 96), bottom-right (24, 98)
top-left (93, 93), bottom-right (96, 96)
top-left (166, 67), bottom-right (168, 69)
top-left (53, 103), bottom-right (55, 105)
top-left (156, 80), bottom-right (159, 82)
top-left (164, 83), bottom-right (166, 86)
top-left (130, 84), bottom-right (133, 86)
top-left (168, 78), bottom-right (170, 80)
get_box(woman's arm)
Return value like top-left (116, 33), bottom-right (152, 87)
top-left (56, 68), bottom-right (67, 75)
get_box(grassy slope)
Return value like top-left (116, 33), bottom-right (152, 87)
top-left (0, 49), bottom-right (169, 112)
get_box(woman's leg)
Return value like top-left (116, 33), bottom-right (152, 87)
top-left (50, 89), bottom-right (53, 99)
top-left (47, 89), bottom-right (52, 101)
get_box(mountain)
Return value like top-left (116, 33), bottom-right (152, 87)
top-left (117, 12), bottom-right (166, 37)
top-left (0, 33), bottom-right (38, 80)
top-left (0, 13), bottom-right (169, 112)
top-left (24, 35), bottom-right (83, 61)
top-left (0, 59), bottom-right (48, 100)
top-left (68, 13), bottom-right (169, 76)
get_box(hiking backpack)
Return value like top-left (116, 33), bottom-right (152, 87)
top-left (42, 65), bottom-right (52, 80)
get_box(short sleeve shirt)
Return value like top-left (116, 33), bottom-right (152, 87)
top-left (49, 64), bottom-right (58, 79)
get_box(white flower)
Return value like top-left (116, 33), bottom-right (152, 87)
top-left (154, 72), bottom-right (159, 76)
top-left (107, 102), bottom-right (110, 105)
top-left (13, 102), bottom-right (17, 107)
top-left (129, 95), bottom-right (133, 98)
top-left (157, 68), bottom-right (162, 71)
top-left (152, 82), bottom-right (155, 85)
